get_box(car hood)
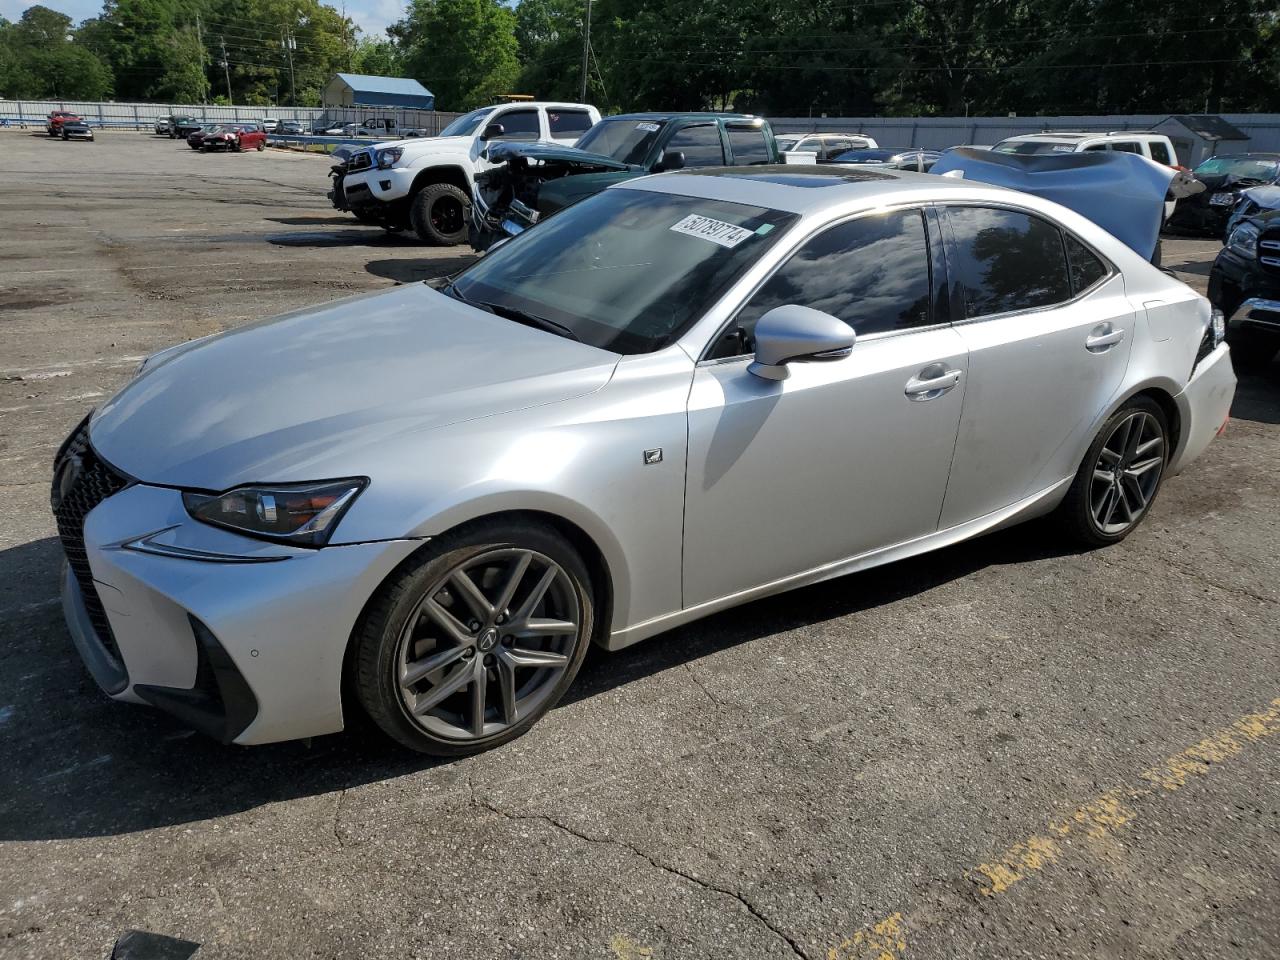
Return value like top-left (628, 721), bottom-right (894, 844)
top-left (375, 134), bottom-right (473, 154)
top-left (484, 141), bottom-right (635, 171)
top-left (89, 284), bottom-right (619, 489)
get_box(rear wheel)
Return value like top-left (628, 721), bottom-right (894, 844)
top-left (409, 182), bottom-right (470, 245)
top-left (352, 521), bottom-right (594, 755)
top-left (256, 140), bottom-right (265, 151)
top-left (1057, 396), bottom-right (1169, 546)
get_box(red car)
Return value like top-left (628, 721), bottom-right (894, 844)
top-left (201, 123), bottom-right (268, 153)
top-left (46, 111), bottom-right (81, 137)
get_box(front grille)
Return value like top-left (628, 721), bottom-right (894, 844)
top-left (51, 419), bottom-right (131, 663)
top-left (347, 151), bottom-right (373, 173)
top-left (1261, 230), bottom-right (1280, 273)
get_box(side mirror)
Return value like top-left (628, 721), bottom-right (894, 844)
top-left (655, 149), bottom-right (685, 172)
top-left (748, 305), bottom-right (853, 381)
top-left (481, 122), bottom-right (505, 141)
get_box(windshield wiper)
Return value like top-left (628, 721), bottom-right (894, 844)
top-left (442, 284), bottom-right (581, 342)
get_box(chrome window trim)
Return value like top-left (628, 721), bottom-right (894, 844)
top-left (696, 201), bottom-right (940, 363)
top-left (933, 200), bottom-right (1118, 326)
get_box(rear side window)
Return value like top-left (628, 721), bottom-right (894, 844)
top-left (1065, 234), bottom-right (1109, 294)
top-left (1149, 141), bottom-right (1172, 165)
top-left (666, 124), bottom-right (725, 167)
top-left (727, 208), bottom-right (933, 348)
top-left (494, 109), bottom-right (540, 140)
top-left (548, 109), bottom-right (593, 137)
top-left (727, 126), bottom-right (771, 165)
top-left (947, 207), bottom-right (1072, 318)
top-left (1111, 141), bottom-right (1143, 154)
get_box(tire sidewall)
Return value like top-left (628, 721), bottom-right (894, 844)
top-left (354, 522), bottom-right (594, 755)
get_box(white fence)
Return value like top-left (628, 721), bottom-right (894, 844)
top-left (0, 99), bottom-right (463, 134)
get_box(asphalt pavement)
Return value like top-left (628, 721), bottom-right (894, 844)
top-left (1, 131), bottom-right (1278, 960)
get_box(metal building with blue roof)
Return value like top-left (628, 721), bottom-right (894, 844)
top-left (322, 73), bottom-right (436, 110)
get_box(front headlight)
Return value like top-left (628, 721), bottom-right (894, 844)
top-left (376, 147), bottom-right (403, 169)
top-left (1226, 222), bottom-right (1259, 259)
top-left (182, 479), bottom-right (367, 547)
top-left (1210, 307), bottom-right (1225, 346)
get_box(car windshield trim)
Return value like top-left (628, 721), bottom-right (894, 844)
top-left (574, 118), bottom-right (667, 165)
top-left (439, 108), bottom-right (494, 138)
top-left (450, 189), bottom-right (797, 354)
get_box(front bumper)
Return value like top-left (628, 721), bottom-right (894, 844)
top-left (1168, 342), bottom-right (1236, 476)
top-left (60, 482), bottom-right (423, 745)
top-left (340, 166), bottom-right (413, 204)
top-left (1168, 200), bottom-right (1231, 236)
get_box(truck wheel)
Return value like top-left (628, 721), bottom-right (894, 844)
top-left (410, 183), bottom-right (470, 246)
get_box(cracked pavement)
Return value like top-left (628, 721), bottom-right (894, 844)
top-left (1, 131), bottom-right (1279, 960)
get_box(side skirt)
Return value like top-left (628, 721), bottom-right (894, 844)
top-left (604, 476), bottom-right (1072, 652)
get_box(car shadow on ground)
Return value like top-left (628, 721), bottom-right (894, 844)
top-left (1232, 368), bottom-right (1280, 424)
top-left (365, 256), bottom-right (476, 284)
top-left (265, 216), bottom-right (363, 227)
top-left (0, 520), bottom-right (1084, 842)
top-left (265, 230), bottom-right (422, 249)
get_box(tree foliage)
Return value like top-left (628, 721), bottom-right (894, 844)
top-left (1, 0), bottom-right (1276, 113)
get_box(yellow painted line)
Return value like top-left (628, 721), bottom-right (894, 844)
top-left (610, 934), bottom-right (654, 959)
top-left (829, 697), bottom-right (1280, 959)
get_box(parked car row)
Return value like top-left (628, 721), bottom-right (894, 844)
top-left (186, 122), bottom-right (269, 152)
top-left (45, 111), bottom-right (94, 141)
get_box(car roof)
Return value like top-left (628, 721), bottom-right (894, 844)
top-left (603, 112), bottom-right (753, 122)
top-left (620, 164), bottom-right (1002, 215)
top-left (1203, 152), bottom-right (1280, 160)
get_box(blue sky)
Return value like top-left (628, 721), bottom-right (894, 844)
top-left (1, 0), bottom-right (404, 38)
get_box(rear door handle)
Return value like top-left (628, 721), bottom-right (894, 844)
top-left (905, 367), bottom-right (963, 400)
top-left (1086, 324), bottom-right (1125, 352)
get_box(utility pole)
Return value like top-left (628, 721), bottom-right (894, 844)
top-left (219, 37), bottom-right (233, 104)
top-left (579, 0), bottom-right (592, 102)
top-left (281, 29), bottom-right (297, 106)
top-left (195, 14), bottom-right (207, 104)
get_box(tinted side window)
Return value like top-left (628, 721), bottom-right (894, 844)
top-left (1083, 144), bottom-right (1108, 152)
top-left (722, 209), bottom-right (933, 353)
top-left (666, 124), bottom-right (725, 167)
top-left (727, 126), bottom-right (771, 165)
top-left (1111, 141), bottom-right (1142, 154)
top-left (824, 137), bottom-right (853, 158)
top-left (495, 109), bottom-right (540, 140)
top-left (548, 109), bottom-right (593, 136)
top-left (947, 207), bottom-right (1072, 317)
top-left (1149, 141), bottom-right (1172, 165)
top-left (1064, 234), bottom-right (1108, 294)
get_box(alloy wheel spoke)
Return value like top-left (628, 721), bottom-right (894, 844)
top-left (514, 618), bottom-right (577, 638)
top-left (1102, 485), bottom-right (1123, 527)
top-left (423, 598), bottom-right (473, 645)
top-left (1125, 456), bottom-right (1162, 478)
top-left (1098, 446), bottom-right (1122, 467)
top-left (1121, 473), bottom-right (1148, 511)
top-left (497, 657), bottom-right (518, 724)
top-left (1134, 435), bottom-right (1164, 459)
top-left (511, 566), bottom-right (558, 623)
top-left (401, 644), bottom-right (467, 687)
top-left (469, 660), bottom-right (487, 736)
top-left (450, 569), bottom-right (494, 621)
top-left (412, 660), bottom-right (474, 715)
top-left (1093, 467), bottom-right (1115, 484)
top-left (493, 552), bottom-right (532, 618)
top-left (1121, 415), bottom-right (1144, 460)
top-left (501, 646), bottom-right (570, 669)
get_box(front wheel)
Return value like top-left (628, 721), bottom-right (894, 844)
top-left (1057, 396), bottom-right (1169, 546)
top-left (352, 521), bottom-right (594, 755)
top-left (409, 182), bottom-right (470, 245)
top-left (256, 140), bottom-right (265, 151)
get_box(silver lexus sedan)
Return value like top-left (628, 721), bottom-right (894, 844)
top-left (53, 166), bottom-right (1236, 754)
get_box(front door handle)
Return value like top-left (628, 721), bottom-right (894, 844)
top-left (904, 366), bottom-right (963, 400)
top-left (1086, 324), bottom-right (1125, 352)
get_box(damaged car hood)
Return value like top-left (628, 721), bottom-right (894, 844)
top-left (89, 285), bottom-right (619, 489)
top-left (482, 141), bottom-right (636, 171)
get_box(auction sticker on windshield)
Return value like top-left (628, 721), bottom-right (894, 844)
top-left (670, 214), bottom-right (754, 248)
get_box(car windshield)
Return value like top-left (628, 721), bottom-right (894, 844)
top-left (450, 187), bottom-right (797, 354)
top-left (775, 135), bottom-right (800, 150)
top-left (439, 108), bottom-right (494, 138)
top-left (1194, 157), bottom-right (1280, 181)
top-left (834, 149), bottom-right (898, 163)
top-left (574, 118), bottom-right (666, 165)
top-left (993, 140), bottom-right (1080, 155)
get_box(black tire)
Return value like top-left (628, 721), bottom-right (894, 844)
top-left (1057, 395), bottom-right (1170, 547)
top-left (351, 520), bottom-right (594, 755)
top-left (256, 140), bottom-right (266, 151)
top-left (409, 182), bottom-right (470, 245)
top-left (62, 131), bottom-right (69, 141)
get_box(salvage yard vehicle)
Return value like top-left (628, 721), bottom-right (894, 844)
top-left (1167, 154), bottom-right (1280, 237)
top-left (470, 113), bottom-right (781, 250)
top-left (775, 132), bottom-right (878, 159)
top-left (154, 115), bottom-right (173, 135)
top-left (186, 124), bottom-right (222, 150)
top-left (201, 123), bottom-right (268, 152)
top-left (171, 117), bottom-right (204, 140)
top-left (46, 111), bottom-right (81, 136)
top-left (1209, 209), bottom-right (1280, 370)
top-left (832, 148), bottom-right (942, 172)
top-left (330, 101), bottom-right (601, 245)
top-left (54, 165), bottom-right (1235, 755)
top-left (59, 118), bottom-right (94, 142)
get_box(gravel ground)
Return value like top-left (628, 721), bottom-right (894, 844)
top-left (1, 130), bottom-right (1278, 960)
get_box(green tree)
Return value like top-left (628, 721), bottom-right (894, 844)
top-left (514, 0), bottom-right (586, 102)
top-left (0, 6), bottom-right (114, 99)
top-left (391, 0), bottom-right (520, 110)
top-left (352, 36), bottom-right (402, 76)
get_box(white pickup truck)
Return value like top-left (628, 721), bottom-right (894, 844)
top-left (330, 101), bottom-right (601, 245)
